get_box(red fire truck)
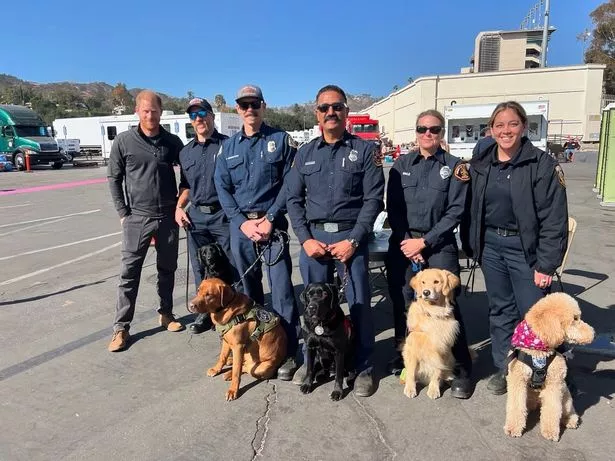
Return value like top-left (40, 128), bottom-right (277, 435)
top-left (346, 113), bottom-right (380, 144)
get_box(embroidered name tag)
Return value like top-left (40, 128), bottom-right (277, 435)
top-left (402, 172), bottom-right (412, 176)
top-left (305, 161), bottom-right (316, 166)
top-left (227, 155), bottom-right (239, 160)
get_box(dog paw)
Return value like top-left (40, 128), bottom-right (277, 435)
top-left (299, 383), bottom-right (313, 394)
top-left (225, 389), bottom-right (238, 401)
top-left (330, 389), bottom-right (343, 401)
top-left (403, 384), bottom-right (417, 399)
top-left (540, 426), bottom-right (560, 442)
top-left (207, 367), bottom-right (221, 377)
top-left (426, 385), bottom-right (441, 400)
top-left (503, 424), bottom-right (523, 438)
top-left (564, 414), bottom-right (579, 429)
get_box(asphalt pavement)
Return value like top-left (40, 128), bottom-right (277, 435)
top-left (0, 156), bottom-right (613, 461)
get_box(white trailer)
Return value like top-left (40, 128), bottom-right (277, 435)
top-left (53, 111), bottom-right (243, 158)
top-left (444, 101), bottom-right (549, 159)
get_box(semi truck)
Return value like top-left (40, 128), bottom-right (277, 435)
top-left (0, 105), bottom-right (66, 170)
top-left (53, 111), bottom-right (243, 159)
top-left (444, 101), bottom-right (549, 159)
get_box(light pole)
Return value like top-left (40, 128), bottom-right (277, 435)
top-left (540, 0), bottom-right (551, 67)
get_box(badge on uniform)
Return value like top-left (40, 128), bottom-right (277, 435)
top-left (372, 148), bottom-right (383, 168)
top-left (555, 164), bottom-right (566, 188)
top-left (267, 140), bottom-right (276, 153)
top-left (453, 163), bottom-right (470, 182)
top-left (348, 150), bottom-right (358, 162)
top-left (440, 166), bottom-right (451, 180)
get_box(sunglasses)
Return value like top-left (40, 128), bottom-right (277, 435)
top-left (188, 110), bottom-right (209, 121)
top-left (316, 102), bottom-right (347, 113)
top-left (238, 100), bottom-right (262, 110)
top-left (416, 125), bottom-right (443, 135)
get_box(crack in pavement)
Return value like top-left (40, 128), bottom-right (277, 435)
top-left (250, 381), bottom-right (278, 460)
top-left (351, 393), bottom-right (398, 460)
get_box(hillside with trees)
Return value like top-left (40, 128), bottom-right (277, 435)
top-left (0, 74), bottom-right (379, 131)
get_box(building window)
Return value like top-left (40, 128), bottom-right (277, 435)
top-left (185, 123), bottom-right (195, 139)
top-left (478, 35), bottom-right (501, 72)
top-left (107, 126), bottom-right (117, 140)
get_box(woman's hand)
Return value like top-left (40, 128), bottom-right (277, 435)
top-left (534, 270), bottom-right (553, 289)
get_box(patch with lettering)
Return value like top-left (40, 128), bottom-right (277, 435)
top-left (267, 140), bottom-right (276, 152)
top-left (453, 163), bottom-right (470, 182)
top-left (305, 161), bottom-right (316, 166)
top-left (373, 148), bottom-right (383, 167)
top-left (287, 136), bottom-right (298, 148)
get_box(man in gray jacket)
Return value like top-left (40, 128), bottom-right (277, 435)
top-left (107, 90), bottom-right (185, 352)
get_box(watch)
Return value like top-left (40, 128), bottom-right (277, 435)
top-left (266, 213), bottom-right (275, 223)
top-left (348, 238), bottom-right (359, 248)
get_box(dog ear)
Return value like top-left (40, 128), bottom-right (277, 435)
top-left (410, 273), bottom-right (420, 293)
top-left (443, 271), bottom-right (460, 297)
top-left (525, 301), bottom-right (566, 348)
top-left (219, 281), bottom-right (234, 308)
top-left (300, 285), bottom-right (309, 306)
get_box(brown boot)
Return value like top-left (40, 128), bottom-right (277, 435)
top-left (159, 314), bottom-right (185, 332)
top-left (108, 330), bottom-right (129, 352)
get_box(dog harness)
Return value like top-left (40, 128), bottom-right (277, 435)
top-left (215, 303), bottom-right (280, 341)
top-left (508, 320), bottom-right (560, 389)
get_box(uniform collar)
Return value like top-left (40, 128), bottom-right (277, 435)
top-left (317, 130), bottom-right (353, 149)
top-left (239, 123), bottom-right (272, 142)
top-left (490, 137), bottom-right (536, 166)
top-left (193, 129), bottom-right (223, 146)
top-left (408, 148), bottom-right (446, 165)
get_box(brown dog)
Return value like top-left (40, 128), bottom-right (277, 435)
top-left (401, 268), bottom-right (462, 399)
top-left (504, 293), bottom-right (595, 441)
top-left (188, 278), bottom-right (287, 401)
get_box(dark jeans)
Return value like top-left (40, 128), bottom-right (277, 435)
top-left (186, 207), bottom-right (238, 291)
top-left (299, 226), bottom-right (374, 372)
top-left (386, 236), bottom-right (473, 378)
top-left (229, 216), bottom-right (300, 355)
top-left (114, 213), bottom-right (179, 332)
top-left (481, 228), bottom-right (548, 370)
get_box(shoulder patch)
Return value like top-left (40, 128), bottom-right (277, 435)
top-left (453, 163), bottom-right (470, 182)
top-left (555, 164), bottom-right (566, 188)
top-left (287, 136), bottom-right (298, 149)
top-left (373, 147), bottom-right (383, 168)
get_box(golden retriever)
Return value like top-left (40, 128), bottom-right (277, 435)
top-left (401, 268), bottom-right (462, 399)
top-left (504, 293), bottom-right (595, 441)
top-left (188, 278), bottom-right (287, 401)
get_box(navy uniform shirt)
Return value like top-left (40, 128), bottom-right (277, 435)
top-left (484, 150), bottom-right (518, 230)
top-left (178, 130), bottom-right (228, 206)
top-left (386, 148), bottom-right (467, 248)
top-left (214, 123), bottom-right (296, 228)
top-left (286, 131), bottom-right (385, 244)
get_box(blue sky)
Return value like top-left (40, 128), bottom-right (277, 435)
top-left (1, 0), bottom-right (603, 106)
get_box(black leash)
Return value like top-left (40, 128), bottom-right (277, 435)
top-left (232, 229), bottom-right (288, 290)
top-left (185, 227), bottom-right (190, 312)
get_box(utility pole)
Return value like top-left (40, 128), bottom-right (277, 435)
top-left (540, 0), bottom-right (551, 67)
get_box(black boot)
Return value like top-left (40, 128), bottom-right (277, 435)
top-left (450, 377), bottom-right (474, 399)
top-left (189, 313), bottom-right (213, 334)
top-left (487, 371), bottom-right (507, 395)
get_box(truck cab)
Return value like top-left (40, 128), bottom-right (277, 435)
top-left (0, 105), bottom-right (66, 170)
top-left (347, 114), bottom-right (381, 145)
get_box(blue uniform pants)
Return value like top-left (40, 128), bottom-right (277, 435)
top-left (299, 227), bottom-right (374, 372)
top-left (481, 229), bottom-right (548, 371)
top-left (386, 235), bottom-right (472, 378)
top-left (229, 216), bottom-right (299, 355)
top-left (186, 207), bottom-right (237, 291)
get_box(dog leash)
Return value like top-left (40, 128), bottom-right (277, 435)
top-left (232, 229), bottom-right (288, 290)
top-left (185, 227), bottom-right (190, 312)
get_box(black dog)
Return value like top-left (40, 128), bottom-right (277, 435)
top-left (300, 283), bottom-right (355, 401)
top-left (196, 243), bottom-right (234, 285)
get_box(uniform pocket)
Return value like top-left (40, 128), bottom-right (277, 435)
top-left (122, 215), bottom-right (145, 253)
top-left (225, 155), bottom-right (245, 185)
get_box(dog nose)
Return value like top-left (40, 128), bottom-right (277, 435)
top-left (423, 289), bottom-right (431, 297)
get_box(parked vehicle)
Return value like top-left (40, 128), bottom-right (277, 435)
top-left (53, 111), bottom-right (242, 159)
top-left (0, 105), bottom-right (66, 170)
top-left (444, 101), bottom-right (549, 159)
top-left (56, 138), bottom-right (81, 162)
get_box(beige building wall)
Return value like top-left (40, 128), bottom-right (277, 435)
top-left (499, 34), bottom-right (528, 71)
top-left (364, 64), bottom-right (605, 145)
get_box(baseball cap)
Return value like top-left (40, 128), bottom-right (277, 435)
top-left (235, 85), bottom-right (264, 102)
top-left (186, 97), bottom-right (213, 114)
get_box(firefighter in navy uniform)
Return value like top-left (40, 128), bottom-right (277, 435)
top-left (386, 109), bottom-right (474, 399)
top-left (176, 97), bottom-right (239, 334)
top-left (214, 85), bottom-right (300, 381)
top-left (286, 85), bottom-right (385, 397)
top-left (461, 101), bottom-right (568, 395)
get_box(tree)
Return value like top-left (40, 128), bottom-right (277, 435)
top-left (214, 94), bottom-right (227, 110)
top-left (187, 90), bottom-right (195, 100)
top-left (407, 77), bottom-right (414, 84)
top-left (392, 85), bottom-right (399, 91)
top-left (111, 83), bottom-right (133, 107)
top-left (584, 1), bottom-right (615, 94)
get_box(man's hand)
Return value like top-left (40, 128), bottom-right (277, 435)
top-left (327, 240), bottom-right (356, 264)
top-left (175, 207), bottom-right (191, 228)
top-left (120, 216), bottom-right (127, 226)
top-left (255, 218), bottom-right (273, 241)
top-left (400, 238), bottom-right (426, 259)
top-left (302, 239), bottom-right (328, 258)
top-left (534, 270), bottom-right (553, 289)
top-left (240, 218), bottom-right (267, 241)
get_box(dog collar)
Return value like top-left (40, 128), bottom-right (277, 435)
top-left (511, 320), bottom-right (550, 352)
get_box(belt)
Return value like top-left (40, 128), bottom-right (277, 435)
top-left (245, 211), bottom-right (266, 219)
top-left (488, 227), bottom-right (519, 237)
top-left (196, 202), bottom-right (221, 214)
top-left (312, 222), bottom-right (354, 232)
top-left (408, 229), bottom-right (426, 238)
